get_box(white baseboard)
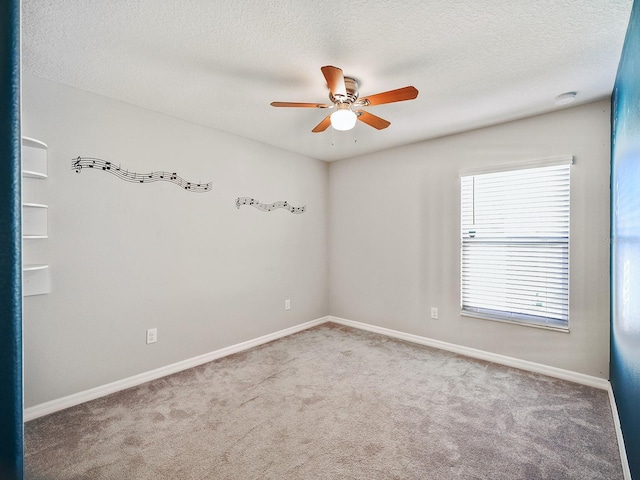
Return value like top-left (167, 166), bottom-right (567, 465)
top-left (24, 316), bottom-right (329, 422)
top-left (327, 316), bottom-right (610, 390)
top-left (608, 384), bottom-right (632, 480)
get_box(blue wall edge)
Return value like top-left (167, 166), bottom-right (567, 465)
top-left (0, 0), bottom-right (23, 478)
top-left (611, 0), bottom-right (640, 478)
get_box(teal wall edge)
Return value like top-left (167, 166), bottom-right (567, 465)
top-left (611, 0), bottom-right (640, 478)
top-left (0, 0), bottom-right (23, 478)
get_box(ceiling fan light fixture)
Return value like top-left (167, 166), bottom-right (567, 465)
top-left (330, 106), bottom-right (357, 131)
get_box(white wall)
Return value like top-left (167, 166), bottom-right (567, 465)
top-left (329, 100), bottom-right (611, 378)
top-left (22, 75), bottom-right (329, 408)
top-left (22, 76), bottom-right (611, 409)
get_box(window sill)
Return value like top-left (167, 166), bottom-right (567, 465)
top-left (460, 311), bottom-right (570, 333)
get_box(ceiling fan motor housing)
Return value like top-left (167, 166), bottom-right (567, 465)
top-left (329, 77), bottom-right (359, 104)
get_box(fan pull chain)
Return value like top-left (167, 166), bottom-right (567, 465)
top-left (329, 125), bottom-right (358, 146)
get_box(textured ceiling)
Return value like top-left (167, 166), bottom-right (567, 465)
top-left (22, 0), bottom-right (633, 162)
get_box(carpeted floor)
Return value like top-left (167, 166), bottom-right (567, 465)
top-left (25, 323), bottom-right (623, 479)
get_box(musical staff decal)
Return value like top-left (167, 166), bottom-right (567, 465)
top-left (72, 157), bottom-right (212, 193)
top-left (236, 197), bottom-right (306, 214)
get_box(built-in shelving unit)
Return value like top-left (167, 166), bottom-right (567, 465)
top-left (22, 137), bottom-right (48, 178)
top-left (22, 136), bottom-right (50, 296)
top-left (23, 264), bottom-right (50, 296)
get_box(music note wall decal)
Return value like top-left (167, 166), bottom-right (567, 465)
top-left (72, 157), bottom-right (212, 193)
top-left (236, 197), bottom-right (306, 214)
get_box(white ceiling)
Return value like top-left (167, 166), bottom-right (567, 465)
top-left (22, 0), bottom-right (633, 162)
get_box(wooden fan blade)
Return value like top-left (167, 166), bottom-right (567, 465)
top-left (360, 86), bottom-right (419, 106)
top-left (356, 110), bottom-right (391, 130)
top-left (312, 115), bottom-right (332, 133)
top-left (321, 65), bottom-right (347, 97)
top-left (271, 102), bottom-right (332, 108)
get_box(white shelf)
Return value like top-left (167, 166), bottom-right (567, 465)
top-left (24, 264), bottom-right (48, 271)
top-left (23, 203), bottom-right (48, 238)
top-left (23, 264), bottom-right (50, 296)
top-left (22, 137), bottom-right (48, 178)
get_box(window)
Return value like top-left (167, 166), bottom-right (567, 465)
top-left (460, 158), bottom-right (571, 330)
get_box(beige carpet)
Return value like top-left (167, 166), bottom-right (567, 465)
top-left (25, 323), bottom-right (623, 479)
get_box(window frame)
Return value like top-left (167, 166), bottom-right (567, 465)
top-left (459, 156), bottom-right (573, 332)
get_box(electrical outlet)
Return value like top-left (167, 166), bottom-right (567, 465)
top-left (285, 299), bottom-right (291, 310)
top-left (146, 328), bottom-right (157, 344)
top-left (430, 307), bottom-right (439, 319)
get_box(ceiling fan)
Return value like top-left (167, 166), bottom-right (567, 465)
top-left (270, 65), bottom-right (419, 133)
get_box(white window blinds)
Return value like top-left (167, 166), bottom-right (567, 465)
top-left (460, 161), bottom-right (571, 330)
